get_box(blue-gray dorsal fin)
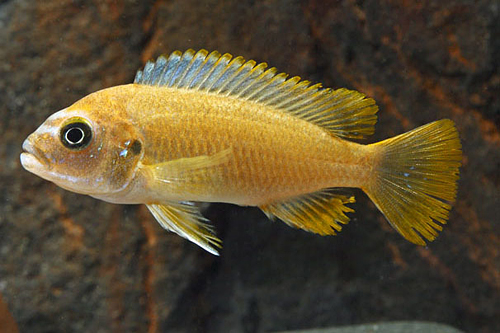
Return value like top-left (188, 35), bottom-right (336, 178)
top-left (134, 49), bottom-right (378, 139)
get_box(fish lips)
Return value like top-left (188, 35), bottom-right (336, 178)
top-left (20, 139), bottom-right (51, 172)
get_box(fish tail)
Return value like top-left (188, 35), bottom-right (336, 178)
top-left (363, 119), bottom-right (462, 245)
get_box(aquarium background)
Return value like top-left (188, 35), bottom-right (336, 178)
top-left (0, 0), bottom-right (499, 332)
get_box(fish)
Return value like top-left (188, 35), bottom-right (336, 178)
top-left (20, 49), bottom-right (462, 255)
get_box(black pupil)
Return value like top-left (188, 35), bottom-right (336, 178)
top-left (66, 127), bottom-right (84, 144)
top-left (61, 122), bottom-right (92, 149)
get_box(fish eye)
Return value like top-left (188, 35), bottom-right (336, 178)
top-left (60, 120), bottom-right (93, 149)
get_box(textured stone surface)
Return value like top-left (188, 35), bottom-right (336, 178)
top-left (280, 321), bottom-right (465, 333)
top-left (0, 0), bottom-right (498, 332)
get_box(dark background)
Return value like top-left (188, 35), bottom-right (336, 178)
top-left (0, 0), bottom-right (499, 332)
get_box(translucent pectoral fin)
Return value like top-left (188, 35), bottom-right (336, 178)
top-left (144, 148), bottom-right (232, 185)
top-left (147, 202), bottom-right (222, 255)
top-left (260, 189), bottom-right (355, 235)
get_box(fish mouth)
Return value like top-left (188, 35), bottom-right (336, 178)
top-left (20, 139), bottom-right (51, 171)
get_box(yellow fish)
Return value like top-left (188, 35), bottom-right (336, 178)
top-left (21, 49), bottom-right (462, 255)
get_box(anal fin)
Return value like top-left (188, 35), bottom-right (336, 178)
top-left (147, 202), bottom-right (221, 255)
top-left (260, 190), bottom-right (355, 235)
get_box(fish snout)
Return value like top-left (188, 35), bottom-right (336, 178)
top-left (20, 138), bottom-right (51, 171)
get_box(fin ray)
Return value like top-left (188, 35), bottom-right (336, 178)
top-left (147, 202), bottom-right (221, 255)
top-left (143, 148), bottom-right (232, 185)
top-left (364, 119), bottom-right (462, 245)
top-left (134, 49), bottom-right (378, 139)
top-left (260, 189), bottom-right (355, 235)
top-left (176, 49), bottom-right (208, 88)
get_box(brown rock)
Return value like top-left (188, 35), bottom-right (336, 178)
top-left (0, 294), bottom-right (19, 333)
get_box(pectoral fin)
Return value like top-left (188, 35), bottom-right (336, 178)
top-left (144, 148), bottom-right (232, 185)
top-left (147, 202), bottom-right (222, 255)
top-left (260, 190), bottom-right (355, 235)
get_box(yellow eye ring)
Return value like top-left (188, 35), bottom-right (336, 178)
top-left (60, 119), bottom-right (93, 150)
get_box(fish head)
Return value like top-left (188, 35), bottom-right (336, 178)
top-left (21, 106), bottom-right (144, 195)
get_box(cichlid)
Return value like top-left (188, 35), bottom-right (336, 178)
top-left (21, 49), bottom-right (462, 255)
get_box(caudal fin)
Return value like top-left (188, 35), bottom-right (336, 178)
top-left (364, 119), bottom-right (462, 245)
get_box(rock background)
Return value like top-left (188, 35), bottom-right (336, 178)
top-left (0, 0), bottom-right (499, 332)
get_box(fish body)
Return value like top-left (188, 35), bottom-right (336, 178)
top-left (73, 84), bottom-right (373, 206)
top-left (21, 49), bottom-right (462, 255)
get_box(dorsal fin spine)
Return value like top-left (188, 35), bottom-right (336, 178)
top-left (140, 61), bottom-right (154, 84)
top-left (170, 50), bottom-right (195, 87)
top-left (264, 77), bottom-right (302, 106)
top-left (151, 58), bottom-right (166, 85)
top-left (217, 57), bottom-right (248, 92)
top-left (232, 62), bottom-right (268, 97)
top-left (176, 50), bottom-right (207, 88)
top-left (199, 53), bottom-right (232, 90)
top-left (188, 51), bottom-right (221, 89)
top-left (159, 52), bottom-right (181, 86)
top-left (273, 80), bottom-right (311, 109)
top-left (238, 67), bottom-right (276, 99)
top-left (251, 72), bottom-right (288, 102)
top-left (211, 54), bottom-right (239, 90)
top-left (167, 51), bottom-right (189, 86)
top-left (245, 69), bottom-right (281, 99)
top-left (181, 51), bottom-right (206, 87)
top-left (151, 61), bottom-right (163, 85)
top-left (221, 60), bottom-right (256, 95)
top-left (213, 57), bottom-right (246, 93)
top-left (284, 84), bottom-right (324, 114)
top-left (149, 57), bottom-right (166, 85)
top-left (198, 52), bottom-right (229, 90)
top-left (299, 90), bottom-right (338, 119)
top-left (282, 83), bottom-right (322, 111)
top-left (256, 73), bottom-right (288, 104)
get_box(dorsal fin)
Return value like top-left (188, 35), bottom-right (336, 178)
top-left (134, 49), bottom-right (378, 139)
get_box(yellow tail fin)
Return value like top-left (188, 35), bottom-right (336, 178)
top-left (364, 119), bottom-right (462, 245)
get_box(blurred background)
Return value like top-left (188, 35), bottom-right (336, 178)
top-left (0, 0), bottom-right (499, 332)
